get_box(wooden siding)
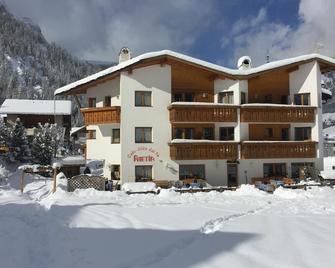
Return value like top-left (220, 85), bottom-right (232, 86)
top-left (171, 60), bottom-right (214, 102)
top-left (241, 141), bottom-right (317, 159)
top-left (249, 124), bottom-right (290, 141)
top-left (81, 106), bottom-right (120, 125)
top-left (169, 105), bottom-right (238, 122)
top-left (170, 142), bottom-right (238, 160)
top-left (240, 106), bottom-right (315, 123)
top-left (248, 69), bottom-right (289, 104)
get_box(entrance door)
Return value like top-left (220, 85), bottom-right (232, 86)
top-left (227, 164), bottom-right (238, 187)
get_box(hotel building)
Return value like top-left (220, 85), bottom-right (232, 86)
top-left (55, 49), bottom-right (335, 186)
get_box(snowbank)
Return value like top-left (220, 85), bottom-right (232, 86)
top-left (121, 182), bottom-right (157, 193)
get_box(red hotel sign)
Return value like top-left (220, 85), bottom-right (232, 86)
top-left (127, 147), bottom-right (160, 163)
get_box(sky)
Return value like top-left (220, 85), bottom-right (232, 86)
top-left (3, 0), bottom-right (335, 67)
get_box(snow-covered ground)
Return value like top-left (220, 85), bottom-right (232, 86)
top-left (1, 170), bottom-right (335, 268)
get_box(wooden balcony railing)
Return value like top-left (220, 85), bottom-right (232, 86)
top-left (169, 104), bottom-right (237, 122)
top-left (170, 141), bottom-right (238, 160)
top-left (241, 141), bottom-right (317, 159)
top-left (81, 106), bottom-right (121, 125)
top-left (240, 106), bottom-right (315, 123)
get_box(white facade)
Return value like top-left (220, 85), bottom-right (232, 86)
top-left (55, 51), bottom-right (329, 186)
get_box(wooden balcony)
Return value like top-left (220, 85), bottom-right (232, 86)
top-left (168, 104), bottom-right (237, 122)
top-left (240, 105), bottom-right (315, 123)
top-left (81, 106), bottom-right (120, 125)
top-left (170, 141), bottom-right (238, 160)
top-left (241, 141), bottom-right (317, 159)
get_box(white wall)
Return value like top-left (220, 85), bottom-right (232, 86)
top-left (120, 64), bottom-right (179, 183)
top-left (86, 123), bottom-right (121, 179)
top-left (86, 77), bottom-right (120, 107)
top-left (214, 79), bottom-right (240, 104)
top-left (289, 61), bottom-right (319, 107)
top-left (175, 160), bottom-right (228, 186)
top-left (239, 158), bottom-right (318, 183)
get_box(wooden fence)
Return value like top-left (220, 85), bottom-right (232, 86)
top-left (68, 175), bottom-right (106, 192)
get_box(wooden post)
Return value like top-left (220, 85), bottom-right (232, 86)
top-left (52, 167), bottom-right (58, 193)
top-left (20, 171), bottom-right (25, 193)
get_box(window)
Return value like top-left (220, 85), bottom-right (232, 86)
top-left (173, 128), bottom-right (195, 139)
top-left (104, 96), bottom-right (111, 107)
top-left (172, 92), bottom-right (195, 102)
top-left (87, 130), bottom-right (96, 139)
top-left (281, 128), bottom-right (289, 141)
top-left (184, 93), bottom-right (195, 102)
top-left (135, 127), bottom-right (152, 143)
top-left (241, 92), bottom-right (246, 104)
top-left (174, 128), bottom-right (183, 139)
top-left (281, 95), bottom-right (288, 104)
top-left (135, 166), bottom-right (152, 182)
top-left (135, 91), bottom-right (152, 106)
top-left (111, 165), bottom-right (120, 180)
top-left (332, 166), bottom-right (335, 170)
top-left (220, 127), bottom-right (234, 140)
top-left (203, 128), bottom-right (214, 140)
top-left (184, 128), bottom-right (194, 139)
top-left (264, 128), bottom-right (273, 139)
top-left (218, 91), bottom-right (234, 104)
top-left (179, 165), bottom-right (205, 180)
top-left (263, 163), bottom-right (286, 177)
top-left (295, 127), bottom-right (311, 141)
top-left (294, 93), bottom-right (310, 105)
top-left (112, 129), bottom-right (120, 143)
top-left (173, 93), bottom-right (183, 102)
top-left (88, 98), bottom-right (96, 107)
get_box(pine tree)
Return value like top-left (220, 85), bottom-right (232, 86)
top-left (49, 124), bottom-right (65, 157)
top-left (31, 123), bottom-right (54, 165)
top-left (0, 118), bottom-right (9, 147)
top-left (9, 118), bottom-right (30, 162)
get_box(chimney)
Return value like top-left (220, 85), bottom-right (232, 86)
top-left (237, 56), bottom-right (252, 70)
top-left (119, 47), bottom-right (131, 63)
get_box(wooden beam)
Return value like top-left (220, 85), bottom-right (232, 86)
top-left (74, 94), bottom-right (82, 109)
top-left (52, 168), bottom-right (58, 193)
top-left (20, 171), bottom-right (24, 193)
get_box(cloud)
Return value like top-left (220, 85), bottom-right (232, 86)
top-left (4, 0), bottom-right (215, 62)
top-left (226, 0), bottom-right (335, 66)
top-left (231, 8), bottom-right (267, 35)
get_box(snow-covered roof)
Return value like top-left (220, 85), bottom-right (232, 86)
top-left (0, 99), bottom-right (72, 115)
top-left (322, 88), bottom-right (332, 96)
top-left (54, 50), bottom-right (335, 96)
top-left (70, 126), bottom-right (86, 136)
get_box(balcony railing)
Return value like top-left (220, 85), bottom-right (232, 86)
top-left (81, 106), bottom-right (121, 125)
top-left (169, 141), bottom-right (238, 160)
top-left (169, 104), bottom-right (237, 122)
top-left (241, 141), bottom-right (317, 159)
top-left (240, 105), bottom-right (315, 123)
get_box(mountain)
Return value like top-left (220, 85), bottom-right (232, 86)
top-left (0, 4), bottom-right (102, 124)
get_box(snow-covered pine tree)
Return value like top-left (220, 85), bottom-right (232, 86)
top-left (31, 123), bottom-right (54, 165)
top-left (9, 118), bottom-right (30, 162)
top-left (0, 118), bottom-right (9, 147)
top-left (49, 124), bottom-right (65, 157)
